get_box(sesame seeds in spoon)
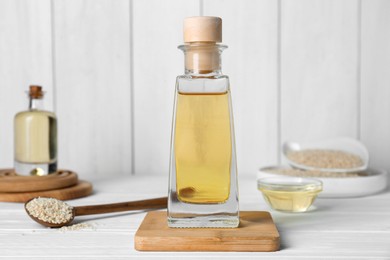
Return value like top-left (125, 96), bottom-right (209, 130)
top-left (25, 196), bottom-right (167, 228)
top-left (25, 197), bottom-right (75, 228)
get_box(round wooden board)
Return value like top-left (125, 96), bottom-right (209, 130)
top-left (0, 180), bottom-right (93, 203)
top-left (0, 169), bottom-right (79, 193)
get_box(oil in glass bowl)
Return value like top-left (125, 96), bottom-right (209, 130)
top-left (257, 177), bottom-right (322, 212)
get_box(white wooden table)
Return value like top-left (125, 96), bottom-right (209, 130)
top-left (1, 175), bottom-right (389, 259)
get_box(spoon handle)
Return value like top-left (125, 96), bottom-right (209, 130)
top-left (74, 197), bottom-right (167, 216)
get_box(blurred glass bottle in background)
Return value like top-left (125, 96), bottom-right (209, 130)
top-left (14, 85), bottom-right (57, 176)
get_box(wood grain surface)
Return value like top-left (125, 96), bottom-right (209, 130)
top-left (75, 197), bottom-right (167, 216)
top-left (0, 169), bottom-right (78, 192)
top-left (0, 180), bottom-right (92, 203)
top-left (135, 211), bottom-right (280, 252)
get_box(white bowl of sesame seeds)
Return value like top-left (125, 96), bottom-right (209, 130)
top-left (283, 137), bottom-right (369, 173)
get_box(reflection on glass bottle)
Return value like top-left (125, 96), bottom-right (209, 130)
top-left (168, 17), bottom-right (239, 228)
top-left (14, 85), bottom-right (57, 176)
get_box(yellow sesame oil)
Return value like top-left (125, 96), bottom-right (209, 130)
top-left (175, 92), bottom-right (231, 204)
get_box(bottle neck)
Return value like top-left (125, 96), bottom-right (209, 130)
top-left (29, 97), bottom-right (44, 110)
top-left (179, 43), bottom-right (226, 76)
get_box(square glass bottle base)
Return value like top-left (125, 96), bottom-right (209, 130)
top-left (167, 194), bottom-right (240, 228)
top-left (168, 214), bottom-right (239, 228)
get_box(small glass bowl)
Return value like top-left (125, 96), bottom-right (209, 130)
top-left (257, 177), bottom-right (323, 213)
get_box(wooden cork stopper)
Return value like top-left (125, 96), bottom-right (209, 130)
top-left (184, 45), bottom-right (221, 73)
top-left (184, 16), bottom-right (222, 43)
top-left (29, 85), bottom-right (43, 98)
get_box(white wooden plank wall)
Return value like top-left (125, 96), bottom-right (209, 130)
top-left (361, 0), bottom-right (390, 175)
top-left (132, 0), bottom-right (199, 176)
top-left (0, 0), bottom-right (54, 169)
top-left (281, 0), bottom-right (359, 143)
top-left (54, 0), bottom-right (132, 178)
top-left (203, 0), bottom-right (279, 174)
top-left (0, 0), bottom-right (389, 178)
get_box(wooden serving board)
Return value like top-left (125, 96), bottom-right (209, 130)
top-left (135, 211), bottom-right (280, 252)
top-left (0, 169), bottom-right (78, 192)
top-left (0, 181), bottom-right (93, 203)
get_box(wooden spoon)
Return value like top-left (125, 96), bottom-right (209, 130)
top-left (25, 197), bottom-right (167, 228)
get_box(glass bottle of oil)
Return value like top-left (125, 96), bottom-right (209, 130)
top-left (14, 85), bottom-right (57, 176)
top-left (168, 17), bottom-right (239, 228)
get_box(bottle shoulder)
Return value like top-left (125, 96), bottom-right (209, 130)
top-left (15, 110), bottom-right (57, 120)
top-left (176, 75), bottom-right (230, 94)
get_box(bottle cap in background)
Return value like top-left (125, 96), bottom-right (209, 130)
top-left (29, 85), bottom-right (43, 98)
top-left (184, 16), bottom-right (222, 43)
